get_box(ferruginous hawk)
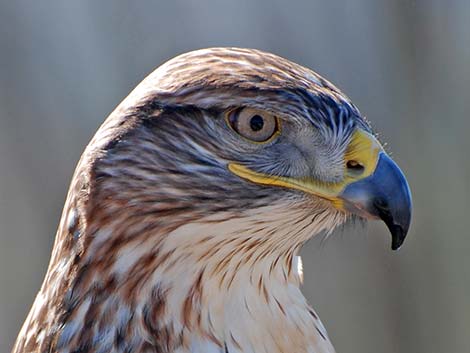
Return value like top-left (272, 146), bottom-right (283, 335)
top-left (12, 48), bottom-right (412, 353)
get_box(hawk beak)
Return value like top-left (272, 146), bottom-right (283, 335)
top-left (339, 152), bottom-right (412, 250)
top-left (228, 129), bottom-right (412, 250)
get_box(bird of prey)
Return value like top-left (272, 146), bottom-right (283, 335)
top-left (12, 48), bottom-right (412, 353)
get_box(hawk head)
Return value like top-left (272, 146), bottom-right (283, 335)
top-left (14, 48), bottom-right (412, 353)
top-left (93, 47), bottom-right (411, 249)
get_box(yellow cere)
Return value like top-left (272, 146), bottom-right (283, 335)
top-left (228, 129), bottom-right (383, 210)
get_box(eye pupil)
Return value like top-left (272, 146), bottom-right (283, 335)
top-left (249, 115), bottom-right (264, 131)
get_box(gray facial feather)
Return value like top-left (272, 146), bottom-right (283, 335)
top-left (95, 98), bottom-right (357, 216)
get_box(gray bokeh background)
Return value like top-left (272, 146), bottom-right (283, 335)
top-left (1, 1), bottom-right (469, 352)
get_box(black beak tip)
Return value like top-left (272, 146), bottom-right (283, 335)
top-left (388, 223), bottom-right (407, 251)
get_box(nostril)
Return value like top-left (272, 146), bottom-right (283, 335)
top-left (346, 160), bottom-right (365, 176)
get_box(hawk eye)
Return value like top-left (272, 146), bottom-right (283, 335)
top-left (227, 108), bottom-right (280, 143)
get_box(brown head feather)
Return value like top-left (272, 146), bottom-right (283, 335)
top-left (12, 48), bottom-right (370, 353)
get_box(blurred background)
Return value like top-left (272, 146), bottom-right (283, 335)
top-left (1, 1), bottom-right (469, 352)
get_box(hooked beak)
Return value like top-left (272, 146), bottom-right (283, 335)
top-left (228, 129), bottom-right (412, 250)
top-left (339, 152), bottom-right (412, 250)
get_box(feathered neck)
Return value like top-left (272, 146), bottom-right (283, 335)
top-left (156, 212), bottom-right (335, 353)
top-left (14, 191), bottom-right (341, 353)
